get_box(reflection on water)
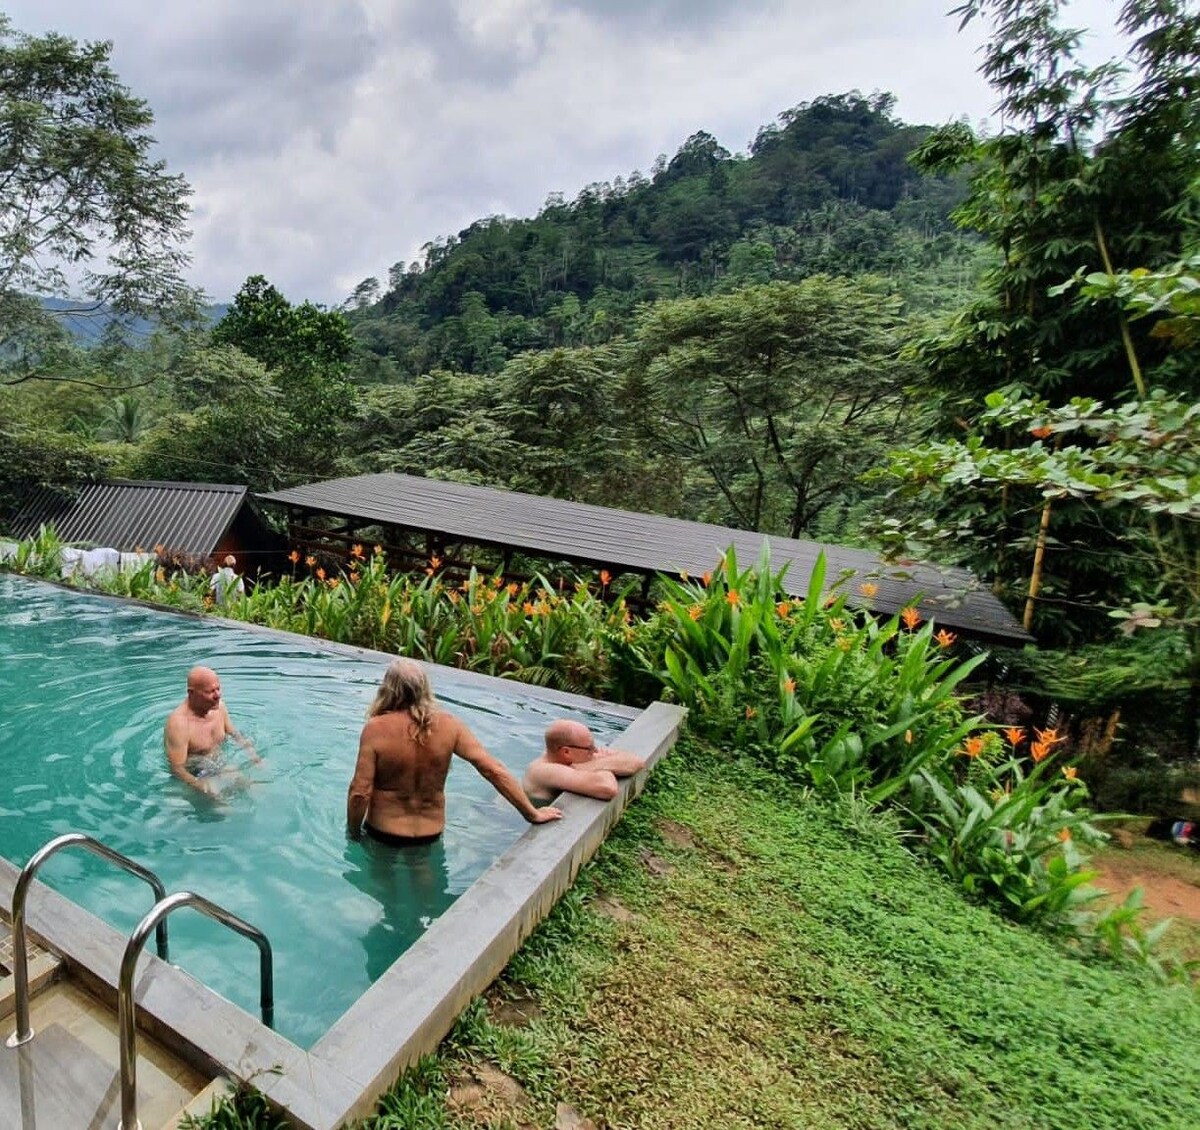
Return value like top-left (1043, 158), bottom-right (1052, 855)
top-left (342, 837), bottom-right (452, 981)
top-left (0, 575), bottom-right (626, 1046)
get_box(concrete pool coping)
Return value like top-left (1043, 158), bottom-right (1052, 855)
top-left (0, 576), bottom-right (686, 1127)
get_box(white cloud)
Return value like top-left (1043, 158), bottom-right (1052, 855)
top-left (3, 0), bottom-right (1130, 306)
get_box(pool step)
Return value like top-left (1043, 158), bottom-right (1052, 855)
top-left (0, 977), bottom-right (210, 1130)
top-left (0, 922), bottom-right (61, 1021)
top-left (158, 1076), bottom-right (236, 1129)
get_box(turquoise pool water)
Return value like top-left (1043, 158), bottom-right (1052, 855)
top-left (0, 575), bottom-right (625, 1047)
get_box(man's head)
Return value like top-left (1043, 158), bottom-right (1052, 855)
top-left (544, 719), bottom-right (597, 764)
top-left (223, 555), bottom-right (237, 568)
top-left (368, 658), bottom-right (435, 726)
top-left (186, 665), bottom-right (221, 715)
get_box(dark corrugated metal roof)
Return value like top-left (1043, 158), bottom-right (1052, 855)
top-left (7, 480), bottom-right (248, 557)
top-left (260, 473), bottom-right (1031, 643)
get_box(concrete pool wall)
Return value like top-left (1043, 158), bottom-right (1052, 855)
top-left (0, 586), bottom-right (685, 1128)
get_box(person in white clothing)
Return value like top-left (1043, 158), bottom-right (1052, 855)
top-left (209, 554), bottom-right (245, 604)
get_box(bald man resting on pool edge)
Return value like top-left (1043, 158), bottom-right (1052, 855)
top-left (522, 719), bottom-right (646, 803)
top-left (164, 665), bottom-right (259, 797)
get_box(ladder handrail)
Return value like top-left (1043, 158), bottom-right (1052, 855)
top-left (118, 890), bottom-right (273, 1130)
top-left (6, 832), bottom-right (169, 1048)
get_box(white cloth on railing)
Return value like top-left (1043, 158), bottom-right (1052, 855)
top-left (60, 546), bottom-right (118, 579)
top-left (57, 546), bottom-right (155, 579)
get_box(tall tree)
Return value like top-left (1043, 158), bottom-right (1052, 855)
top-left (0, 14), bottom-right (197, 379)
top-left (894, 0), bottom-right (1200, 641)
top-left (131, 343), bottom-right (287, 488)
top-left (624, 279), bottom-right (915, 537)
top-left (211, 275), bottom-right (360, 479)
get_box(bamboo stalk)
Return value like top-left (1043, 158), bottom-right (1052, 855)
top-left (1024, 496), bottom-right (1054, 633)
top-left (1094, 218), bottom-right (1147, 397)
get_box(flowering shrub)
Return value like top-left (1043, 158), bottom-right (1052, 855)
top-left (648, 546), bottom-right (987, 803)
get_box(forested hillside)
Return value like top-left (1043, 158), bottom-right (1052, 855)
top-left (347, 92), bottom-right (982, 381)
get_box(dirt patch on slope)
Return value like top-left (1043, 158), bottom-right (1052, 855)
top-left (1091, 850), bottom-right (1200, 922)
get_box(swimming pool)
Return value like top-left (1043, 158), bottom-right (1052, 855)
top-left (0, 574), bottom-right (628, 1047)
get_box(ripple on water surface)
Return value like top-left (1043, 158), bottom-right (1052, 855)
top-left (0, 576), bottom-right (626, 1046)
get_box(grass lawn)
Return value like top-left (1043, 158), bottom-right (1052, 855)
top-left (344, 743), bottom-right (1200, 1130)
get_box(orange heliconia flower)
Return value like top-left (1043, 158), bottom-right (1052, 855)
top-left (429, 556), bottom-right (442, 569)
top-left (600, 569), bottom-right (612, 586)
top-left (523, 601), bottom-right (536, 616)
top-left (351, 543), bottom-right (364, 559)
top-left (507, 582), bottom-right (520, 597)
top-left (305, 555), bottom-right (316, 567)
top-left (1062, 766), bottom-right (1078, 781)
top-left (315, 567), bottom-right (326, 581)
top-left (783, 677), bottom-right (796, 694)
top-left (1034, 726), bottom-right (1064, 746)
top-left (688, 604), bottom-right (703, 621)
top-left (776, 601), bottom-right (791, 618)
top-left (726, 589), bottom-right (741, 606)
top-left (1004, 727), bottom-right (1026, 747)
top-left (961, 736), bottom-right (985, 759)
top-left (153, 543), bottom-right (165, 556)
top-left (1030, 425), bottom-right (1054, 439)
top-left (745, 706), bottom-right (757, 720)
top-left (859, 581), bottom-right (879, 599)
top-left (900, 606), bottom-right (921, 630)
top-left (349, 571), bottom-right (359, 584)
top-left (448, 590), bottom-right (460, 604)
top-left (1030, 741), bottom-right (1052, 763)
top-left (1058, 827), bottom-right (1072, 842)
top-left (934, 629), bottom-right (957, 648)
top-left (373, 544), bottom-right (383, 556)
top-left (702, 571), bottom-right (713, 586)
top-left (288, 549), bottom-right (300, 564)
top-left (904, 729), bottom-right (914, 745)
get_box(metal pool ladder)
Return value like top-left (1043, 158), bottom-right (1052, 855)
top-left (118, 890), bottom-right (274, 1130)
top-left (6, 832), bottom-right (171, 1048)
top-left (6, 831), bottom-right (274, 1130)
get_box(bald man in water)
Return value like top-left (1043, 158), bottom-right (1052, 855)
top-left (164, 665), bottom-right (258, 797)
top-left (522, 719), bottom-right (645, 803)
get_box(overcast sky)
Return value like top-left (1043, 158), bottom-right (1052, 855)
top-left (6, 0), bottom-right (1128, 308)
